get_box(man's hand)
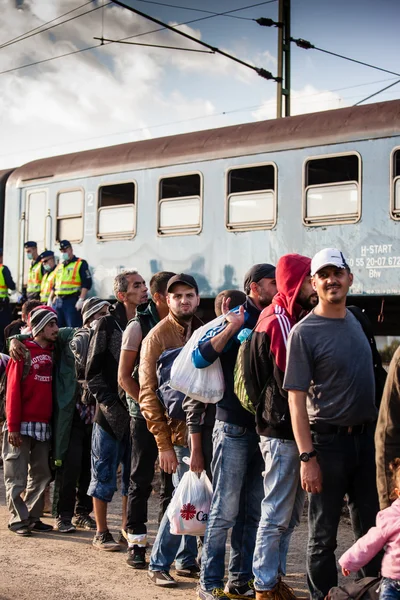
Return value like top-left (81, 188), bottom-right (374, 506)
top-left (8, 432), bottom-right (22, 447)
top-left (341, 567), bottom-right (350, 577)
top-left (9, 339), bottom-right (26, 362)
top-left (221, 298), bottom-right (245, 333)
top-left (190, 448), bottom-right (205, 473)
top-left (75, 298), bottom-right (84, 311)
top-left (159, 449), bottom-right (178, 474)
top-left (300, 458), bottom-right (323, 494)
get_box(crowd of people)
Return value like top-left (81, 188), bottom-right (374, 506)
top-left (1, 244), bottom-right (400, 600)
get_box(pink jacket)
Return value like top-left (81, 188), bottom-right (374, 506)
top-left (339, 498), bottom-right (400, 579)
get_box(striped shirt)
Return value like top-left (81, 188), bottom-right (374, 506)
top-left (3, 421), bottom-right (51, 442)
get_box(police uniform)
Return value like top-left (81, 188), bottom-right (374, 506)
top-left (53, 240), bottom-right (92, 328)
top-left (39, 250), bottom-right (57, 304)
top-left (0, 249), bottom-right (16, 347)
top-left (25, 241), bottom-right (44, 300)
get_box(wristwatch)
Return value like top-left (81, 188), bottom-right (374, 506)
top-left (299, 450), bottom-right (317, 462)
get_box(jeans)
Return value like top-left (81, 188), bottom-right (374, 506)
top-left (55, 410), bottom-right (93, 520)
top-left (149, 445), bottom-right (198, 572)
top-left (381, 578), bottom-right (400, 600)
top-left (253, 437), bottom-right (305, 591)
top-left (308, 426), bottom-right (380, 600)
top-left (55, 294), bottom-right (82, 328)
top-left (88, 423), bottom-right (131, 503)
top-left (126, 416), bottom-right (173, 536)
top-left (200, 420), bottom-right (264, 591)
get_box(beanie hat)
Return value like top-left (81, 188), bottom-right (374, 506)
top-left (82, 297), bottom-right (110, 325)
top-left (30, 306), bottom-right (58, 338)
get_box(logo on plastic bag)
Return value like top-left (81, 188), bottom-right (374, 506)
top-left (180, 503), bottom-right (196, 521)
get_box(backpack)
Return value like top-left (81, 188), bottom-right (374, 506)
top-left (326, 577), bottom-right (380, 600)
top-left (156, 347), bottom-right (186, 422)
top-left (0, 350), bottom-right (31, 424)
top-left (234, 328), bottom-right (257, 415)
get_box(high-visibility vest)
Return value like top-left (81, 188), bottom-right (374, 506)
top-left (55, 259), bottom-right (82, 295)
top-left (0, 265), bottom-right (8, 299)
top-left (40, 269), bottom-right (56, 303)
top-left (27, 261), bottom-right (43, 294)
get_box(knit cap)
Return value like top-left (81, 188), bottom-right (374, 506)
top-left (82, 297), bottom-right (110, 325)
top-left (30, 306), bottom-right (58, 337)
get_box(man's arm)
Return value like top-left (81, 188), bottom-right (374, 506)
top-left (183, 395), bottom-right (206, 472)
top-left (5, 359), bottom-right (24, 446)
top-left (3, 266), bottom-right (16, 291)
top-left (118, 349), bottom-right (140, 401)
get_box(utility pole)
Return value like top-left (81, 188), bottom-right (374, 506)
top-left (276, 0), bottom-right (291, 117)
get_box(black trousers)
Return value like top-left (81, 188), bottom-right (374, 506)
top-left (126, 416), bottom-right (173, 535)
top-left (56, 409), bottom-right (93, 520)
top-left (0, 302), bottom-right (12, 349)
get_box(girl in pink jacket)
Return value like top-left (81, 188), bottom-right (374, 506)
top-left (339, 459), bottom-right (400, 600)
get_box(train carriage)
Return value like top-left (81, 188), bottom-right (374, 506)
top-left (3, 99), bottom-right (400, 331)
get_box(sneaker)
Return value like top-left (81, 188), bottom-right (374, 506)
top-left (92, 530), bottom-right (121, 552)
top-left (117, 529), bottom-right (128, 546)
top-left (8, 524), bottom-right (32, 536)
top-left (29, 520), bottom-right (53, 532)
top-left (225, 580), bottom-right (255, 599)
top-left (56, 518), bottom-right (76, 533)
top-left (147, 570), bottom-right (177, 588)
top-left (197, 588), bottom-right (231, 599)
top-left (126, 545), bottom-right (146, 569)
top-left (175, 563), bottom-right (201, 578)
top-left (74, 514), bottom-right (96, 530)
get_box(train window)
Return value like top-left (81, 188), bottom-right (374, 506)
top-left (304, 153), bottom-right (360, 225)
top-left (158, 173), bottom-right (202, 235)
top-left (97, 182), bottom-right (136, 239)
top-left (392, 149), bottom-right (400, 216)
top-left (226, 164), bottom-right (276, 230)
top-left (56, 189), bottom-right (84, 243)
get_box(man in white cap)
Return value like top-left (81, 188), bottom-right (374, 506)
top-left (284, 248), bottom-right (381, 600)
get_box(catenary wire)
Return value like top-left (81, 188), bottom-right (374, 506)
top-left (354, 78), bottom-right (400, 106)
top-left (93, 36), bottom-right (214, 52)
top-left (130, 0), bottom-right (278, 21)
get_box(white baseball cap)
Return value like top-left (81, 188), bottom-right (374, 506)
top-left (311, 248), bottom-right (349, 276)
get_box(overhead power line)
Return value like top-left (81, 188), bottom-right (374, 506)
top-left (94, 36), bottom-right (214, 52)
top-left (110, 0), bottom-right (281, 81)
top-left (354, 78), bottom-right (400, 106)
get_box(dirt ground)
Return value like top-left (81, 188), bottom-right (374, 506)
top-left (0, 470), bottom-right (352, 600)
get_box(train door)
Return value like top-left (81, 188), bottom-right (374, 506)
top-left (21, 188), bottom-right (50, 285)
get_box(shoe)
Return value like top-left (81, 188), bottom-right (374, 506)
top-left (117, 529), bottom-right (128, 546)
top-left (175, 563), bottom-right (201, 578)
top-left (126, 545), bottom-right (146, 569)
top-left (147, 570), bottom-right (177, 588)
top-left (254, 581), bottom-right (297, 600)
top-left (92, 530), bottom-right (121, 552)
top-left (56, 518), bottom-right (77, 533)
top-left (225, 580), bottom-right (255, 599)
top-left (8, 524), bottom-right (32, 536)
top-left (29, 520), bottom-right (53, 532)
top-left (197, 588), bottom-right (231, 599)
top-left (74, 514), bottom-right (96, 530)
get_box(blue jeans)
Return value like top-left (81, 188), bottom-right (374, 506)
top-left (88, 423), bottom-right (131, 503)
top-left (200, 420), bottom-right (264, 591)
top-left (149, 445), bottom-right (198, 572)
top-left (381, 578), bottom-right (400, 600)
top-left (253, 437), bottom-right (305, 591)
top-left (55, 294), bottom-right (82, 328)
top-left (307, 426), bottom-right (380, 600)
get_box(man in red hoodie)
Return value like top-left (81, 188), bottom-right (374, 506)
top-left (248, 254), bottom-right (318, 600)
top-left (2, 306), bottom-right (58, 536)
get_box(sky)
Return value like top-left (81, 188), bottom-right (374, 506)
top-left (0, 0), bottom-right (399, 169)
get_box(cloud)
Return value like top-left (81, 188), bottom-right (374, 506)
top-left (252, 84), bottom-right (343, 120)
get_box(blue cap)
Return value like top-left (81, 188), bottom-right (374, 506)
top-left (24, 241), bottom-right (37, 249)
top-left (40, 250), bottom-right (54, 260)
top-left (59, 240), bottom-right (71, 250)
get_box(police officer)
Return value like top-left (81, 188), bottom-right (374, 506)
top-left (40, 250), bottom-right (57, 304)
top-left (0, 248), bottom-right (16, 348)
top-left (52, 240), bottom-right (92, 327)
top-left (24, 241), bottom-right (44, 300)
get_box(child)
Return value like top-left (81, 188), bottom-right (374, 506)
top-left (339, 458), bottom-right (400, 599)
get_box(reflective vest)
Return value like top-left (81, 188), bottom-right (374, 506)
top-left (40, 269), bottom-right (56, 303)
top-left (27, 261), bottom-right (43, 294)
top-left (0, 265), bottom-right (8, 299)
top-left (55, 259), bottom-right (82, 295)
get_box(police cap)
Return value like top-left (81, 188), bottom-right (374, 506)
top-left (24, 241), bottom-right (37, 249)
top-left (59, 240), bottom-right (72, 250)
top-left (40, 250), bottom-right (55, 260)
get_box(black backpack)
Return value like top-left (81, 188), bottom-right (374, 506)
top-left (326, 577), bottom-right (380, 600)
top-left (156, 347), bottom-right (186, 422)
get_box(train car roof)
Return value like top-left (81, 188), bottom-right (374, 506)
top-left (9, 99), bottom-right (400, 187)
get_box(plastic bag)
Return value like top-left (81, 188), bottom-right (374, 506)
top-left (170, 315), bottom-right (226, 403)
top-left (167, 465), bottom-right (213, 536)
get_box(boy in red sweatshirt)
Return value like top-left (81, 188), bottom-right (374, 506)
top-left (2, 306), bottom-right (58, 536)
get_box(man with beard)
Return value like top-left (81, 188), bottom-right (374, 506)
top-left (138, 274), bottom-right (202, 588)
top-left (194, 264), bottom-right (276, 600)
top-left (248, 254), bottom-right (318, 600)
top-left (284, 248), bottom-right (380, 600)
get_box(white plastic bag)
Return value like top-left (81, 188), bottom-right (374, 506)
top-left (167, 467), bottom-right (213, 536)
top-left (170, 315), bottom-right (226, 403)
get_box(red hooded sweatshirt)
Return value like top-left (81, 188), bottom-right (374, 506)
top-left (6, 339), bottom-right (53, 433)
top-left (249, 254), bottom-right (311, 438)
